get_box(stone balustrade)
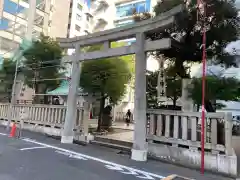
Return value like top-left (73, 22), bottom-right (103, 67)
top-left (146, 109), bottom-right (236, 176)
top-left (0, 103), bottom-right (84, 129)
top-left (0, 103), bottom-right (99, 142)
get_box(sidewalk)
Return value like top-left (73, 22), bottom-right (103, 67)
top-left (93, 122), bottom-right (134, 143)
top-left (96, 131), bottom-right (133, 142)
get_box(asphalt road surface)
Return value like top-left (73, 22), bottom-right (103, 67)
top-left (0, 127), bottom-right (234, 180)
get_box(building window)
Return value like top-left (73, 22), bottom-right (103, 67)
top-left (76, 14), bottom-right (81, 21)
top-left (86, 13), bottom-right (92, 22)
top-left (69, 13), bottom-right (72, 20)
top-left (84, 30), bottom-right (89, 35)
top-left (75, 25), bottom-right (80, 31)
top-left (77, 3), bottom-right (83, 11)
top-left (67, 23), bottom-right (71, 29)
top-left (115, 21), bottom-right (133, 27)
top-left (48, 20), bottom-right (52, 26)
top-left (50, 4), bottom-right (54, 11)
top-left (116, 1), bottom-right (148, 18)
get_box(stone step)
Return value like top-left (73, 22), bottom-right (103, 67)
top-left (91, 140), bottom-right (131, 152)
top-left (94, 136), bottom-right (133, 148)
top-left (92, 136), bottom-right (132, 152)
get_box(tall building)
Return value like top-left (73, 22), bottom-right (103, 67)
top-left (66, 0), bottom-right (115, 38)
top-left (66, 0), bottom-right (93, 38)
top-left (0, 0), bottom-right (71, 103)
top-left (114, 0), bottom-right (155, 27)
top-left (0, 0), bottom-right (71, 58)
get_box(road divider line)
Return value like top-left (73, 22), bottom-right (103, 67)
top-left (21, 137), bottom-right (165, 179)
top-left (20, 146), bottom-right (47, 151)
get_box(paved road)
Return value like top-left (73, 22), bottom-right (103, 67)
top-left (0, 127), bottom-right (234, 180)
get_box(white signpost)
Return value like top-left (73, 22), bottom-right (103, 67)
top-left (18, 108), bottom-right (27, 138)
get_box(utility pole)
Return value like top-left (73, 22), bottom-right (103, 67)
top-left (197, 0), bottom-right (207, 174)
top-left (6, 0), bottom-right (36, 130)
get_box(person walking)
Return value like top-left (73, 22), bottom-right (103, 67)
top-left (125, 109), bottom-right (131, 127)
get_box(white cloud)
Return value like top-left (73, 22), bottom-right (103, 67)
top-left (191, 63), bottom-right (240, 79)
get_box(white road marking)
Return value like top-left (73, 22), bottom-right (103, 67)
top-left (21, 137), bottom-right (165, 179)
top-left (20, 146), bottom-right (47, 151)
top-left (55, 150), bottom-right (88, 160)
top-left (105, 164), bottom-right (123, 171)
top-left (0, 132), bottom-right (7, 136)
top-left (105, 164), bottom-right (155, 179)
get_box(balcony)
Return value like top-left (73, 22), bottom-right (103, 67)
top-left (93, 18), bottom-right (107, 31)
top-left (36, 0), bottom-right (45, 11)
top-left (92, 0), bottom-right (109, 14)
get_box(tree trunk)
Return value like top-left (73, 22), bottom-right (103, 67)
top-left (43, 87), bottom-right (49, 104)
top-left (33, 83), bottom-right (40, 104)
top-left (97, 94), bottom-right (105, 132)
top-left (173, 97), bottom-right (177, 110)
top-left (8, 91), bottom-right (11, 103)
top-left (44, 95), bottom-right (49, 104)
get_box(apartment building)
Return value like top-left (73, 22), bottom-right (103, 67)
top-left (66, 0), bottom-right (115, 38)
top-left (114, 0), bottom-right (155, 27)
top-left (66, 0), bottom-right (92, 38)
top-left (0, 0), bottom-right (71, 58)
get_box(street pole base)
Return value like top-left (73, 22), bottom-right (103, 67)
top-left (61, 136), bottom-right (74, 144)
top-left (131, 149), bottom-right (147, 161)
top-left (76, 134), bottom-right (94, 143)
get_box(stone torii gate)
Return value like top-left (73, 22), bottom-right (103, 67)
top-left (57, 5), bottom-right (184, 162)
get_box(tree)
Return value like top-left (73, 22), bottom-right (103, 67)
top-left (0, 59), bottom-right (16, 102)
top-left (188, 76), bottom-right (240, 111)
top-left (146, 69), bottom-right (182, 109)
top-left (188, 76), bottom-right (240, 144)
top-left (134, 0), bottom-right (240, 77)
top-left (22, 34), bottom-right (64, 103)
top-left (80, 43), bottom-right (132, 131)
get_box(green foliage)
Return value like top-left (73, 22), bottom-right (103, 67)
top-left (81, 42), bottom-right (135, 75)
top-left (80, 42), bottom-right (134, 103)
top-left (146, 69), bottom-right (182, 108)
top-left (111, 42), bottom-right (135, 75)
top-left (22, 34), bottom-right (64, 96)
top-left (134, 0), bottom-right (240, 77)
top-left (80, 57), bottom-right (131, 104)
top-left (0, 59), bottom-right (16, 102)
top-left (188, 76), bottom-right (240, 108)
top-left (80, 42), bottom-right (132, 130)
